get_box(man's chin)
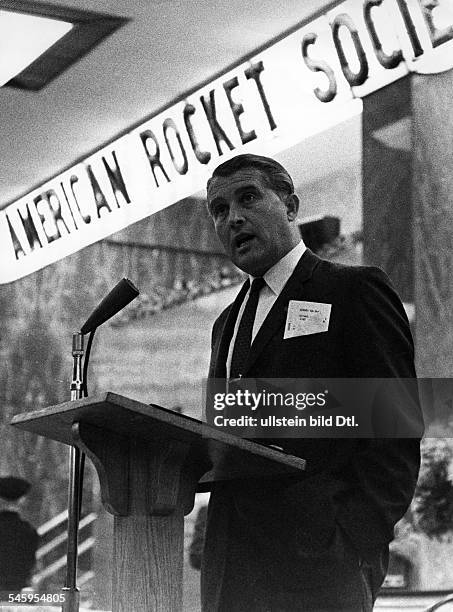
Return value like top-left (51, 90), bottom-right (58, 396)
top-left (232, 252), bottom-right (266, 277)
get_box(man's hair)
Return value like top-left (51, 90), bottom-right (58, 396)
top-left (207, 153), bottom-right (294, 199)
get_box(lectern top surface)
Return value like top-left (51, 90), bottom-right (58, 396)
top-left (11, 392), bottom-right (306, 489)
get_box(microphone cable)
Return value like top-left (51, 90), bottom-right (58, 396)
top-left (81, 329), bottom-right (96, 398)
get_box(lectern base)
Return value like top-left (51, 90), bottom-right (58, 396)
top-left (113, 513), bottom-right (184, 612)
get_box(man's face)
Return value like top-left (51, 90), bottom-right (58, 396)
top-left (207, 167), bottom-right (299, 276)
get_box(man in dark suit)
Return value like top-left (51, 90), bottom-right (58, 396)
top-left (201, 154), bottom-right (422, 611)
top-left (0, 477), bottom-right (39, 593)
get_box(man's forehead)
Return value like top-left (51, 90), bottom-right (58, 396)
top-left (207, 168), bottom-right (267, 199)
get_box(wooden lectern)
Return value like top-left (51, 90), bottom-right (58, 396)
top-left (12, 392), bottom-right (306, 612)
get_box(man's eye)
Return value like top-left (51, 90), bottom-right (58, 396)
top-left (213, 204), bottom-right (228, 218)
top-left (241, 192), bottom-right (257, 203)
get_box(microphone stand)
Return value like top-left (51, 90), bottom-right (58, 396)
top-left (62, 332), bottom-right (85, 612)
top-left (60, 279), bottom-right (139, 612)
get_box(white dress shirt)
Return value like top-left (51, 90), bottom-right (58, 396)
top-left (226, 240), bottom-right (306, 378)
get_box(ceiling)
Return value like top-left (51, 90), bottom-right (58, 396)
top-left (0, 0), bottom-right (349, 209)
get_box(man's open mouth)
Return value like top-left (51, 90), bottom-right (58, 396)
top-left (233, 233), bottom-right (255, 252)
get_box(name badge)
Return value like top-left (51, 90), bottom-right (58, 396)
top-left (284, 300), bottom-right (331, 339)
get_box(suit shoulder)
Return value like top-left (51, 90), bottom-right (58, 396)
top-left (313, 258), bottom-right (392, 293)
top-left (315, 256), bottom-right (387, 279)
top-left (213, 303), bottom-right (232, 328)
top-left (211, 280), bottom-right (248, 329)
top-left (211, 302), bottom-right (233, 346)
top-left (341, 264), bottom-right (400, 301)
top-left (340, 263), bottom-right (413, 349)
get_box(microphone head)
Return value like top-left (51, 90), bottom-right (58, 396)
top-left (81, 278), bottom-right (139, 334)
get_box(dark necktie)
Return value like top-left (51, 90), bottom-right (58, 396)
top-left (230, 277), bottom-right (266, 380)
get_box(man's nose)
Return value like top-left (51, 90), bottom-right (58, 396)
top-left (228, 204), bottom-right (245, 226)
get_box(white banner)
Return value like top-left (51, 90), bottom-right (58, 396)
top-left (1, 0), bottom-right (452, 283)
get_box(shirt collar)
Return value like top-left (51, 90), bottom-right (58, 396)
top-left (249, 239), bottom-right (306, 296)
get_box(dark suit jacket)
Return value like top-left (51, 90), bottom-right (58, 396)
top-left (0, 510), bottom-right (38, 590)
top-left (201, 249), bottom-right (422, 611)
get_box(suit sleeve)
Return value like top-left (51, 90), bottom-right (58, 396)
top-left (336, 267), bottom-right (423, 559)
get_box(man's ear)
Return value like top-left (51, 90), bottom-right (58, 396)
top-left (285, 193), bottom-right (299, 221)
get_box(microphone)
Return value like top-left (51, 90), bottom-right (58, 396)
top-left (81, 278), bottom-right (139, 334)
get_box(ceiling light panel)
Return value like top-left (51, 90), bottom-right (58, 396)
top-left (0, 10), bottom-right (72, 86)
top-left (0, 1), bottom-right (128, 90)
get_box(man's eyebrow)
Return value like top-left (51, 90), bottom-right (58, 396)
top-left (207, 183), bottom-right (261, 210)
top-left (235, 184), bottom-right (260, 195)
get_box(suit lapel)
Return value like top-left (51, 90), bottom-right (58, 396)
top-left (212, 279), bottom-right (250, 378)
top-left (242, 249), bottom-right (321, 375)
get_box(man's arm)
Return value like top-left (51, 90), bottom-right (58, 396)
top-left (336, 267), bottom-right (423, 559)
